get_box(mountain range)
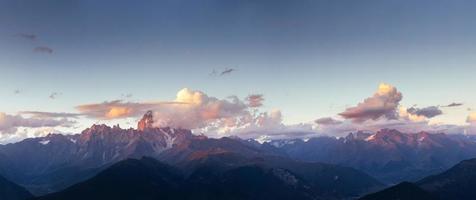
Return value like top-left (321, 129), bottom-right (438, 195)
top-left (0, 111), bottom-right (382, 199)
top-left (2, 111), bottom-right (476, 199)
top-left (266, 129), bottom-right (476, 183)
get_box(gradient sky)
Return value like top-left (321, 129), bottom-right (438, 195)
top-left (1, 0), bottom-right (476, 136)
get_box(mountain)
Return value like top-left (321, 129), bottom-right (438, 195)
top-left (267, 129), bottom-right (476, 183)
top-left (359, 182), bottom-right (436, 200)
top-left (180, 152), bottom-right (384, 198)
top-left (0, 111), bottom-right (381, 199)
top-left (417, 158), bottom-right (476, 200)
top-left (36, 157), bottom-right (382, 200)
top-left (0, 174), bottom-right (33, 200)
top-left (359, 157), bottom-right (476, 200)
top-left (35, 157), bottom-right (183, 200)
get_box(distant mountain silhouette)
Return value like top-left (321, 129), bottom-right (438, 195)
top-left (0, 174), bottom-right (33, 200)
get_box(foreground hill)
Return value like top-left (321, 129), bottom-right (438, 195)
top-left (0, 175), bottom-right (33, 200)
top-left (418, 158), bottom-right (476, 200)
top-left (36, 157), bottom-right (382, 200)
top-left (360, 158), bottom-right (476, 200)
top-left (267, 129), bottom-right (476, 183)
top-left (359, 182), bottom-right (436, 200)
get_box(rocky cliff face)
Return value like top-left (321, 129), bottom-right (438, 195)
top-left (137, 110), bottom-right (154, 131)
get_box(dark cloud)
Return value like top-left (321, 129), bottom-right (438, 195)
top-left (443, 102), bottom-right (463, 107)
top-left (315, 117), bottom-right (342, 125)
top-left (33, 46), bottom-right (53, 54)
top-left (407, 106), bottom-right (443, 118)
top-left (246, 94), bottom-right (264, 107)
top-left (220, 68), bottom-right (235, 76)
top-left (339, 84), bottom-right (402, 123)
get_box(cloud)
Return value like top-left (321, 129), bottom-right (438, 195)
top-left (339, 83), bottom-right (402, 122)
top-left (202, 109), bottom-right (316, 140)
top-left (49, 92), bottom-right (62, 99)
top-left (467, 113), bottom-right (476, 124)
top-left (16, 33), bottom-right (37, 41)
top-left (315, 117), bottom-right (343, 125)
top-left (76, 100), bottom-right (176, 119)
top-left (443, 102), bottom-right (463, 107)
top-left (33, 46), bottom-right (53, 54)
top-left (20, 111), bottom-right (81, 118)
top-left (151, 88), bottom-right (248, 129)
top-left (406, 106), bottom-right (443, 118)
top-left (220, 68), bottom-right (236, 76)
top-left (246, 94), bottom-right (264, 107)
top-left (0, 112), bottom-right (75, 134)
top-left (121, 93), bottom-right (133, 99)
top-left (75, 88), bottom-right (290, 139)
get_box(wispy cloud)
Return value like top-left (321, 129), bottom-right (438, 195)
top-left (210, 68), bottom-right (237, 76)
top-left (49, 92), bottom-right (62, 99)
top-left (16, 33), bottom-right (37, 41)
top-left (76, 100), bottom-right (185, 119)
top-left (121, 93), bottom-right (133, 99)
top-left (246, 94), bottom-right (264, 107)
top-left (34, 46), bottom-right (53, 54)
top-left (20, 111), bottom-right (82, 118)
top-left (220, 68), bottom-right (236, 76)
top-left (443, 102), bottom-right (463, 107)
top-left (315, 117), bottom-right (343, 125)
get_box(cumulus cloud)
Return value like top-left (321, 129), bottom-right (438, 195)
top-left (467, 113), bottom-right (476, 124)
top-left (152, 88), bottom-right (248, 129)
top-left (339, 83), bottom-right (402, 122)
top-left (34, 46), bottom-right (53, 54)
top-left (0, 112), bottom-right (75, 134)
top-left (406, 106), bottom-right (443, 118)
top-left (75, 88), bottom-right (298, 139)
top-left (246, 94), bottom-right (264, 107)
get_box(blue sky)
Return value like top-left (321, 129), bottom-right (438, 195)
top-left (0, 0), bottom-right (475, 141)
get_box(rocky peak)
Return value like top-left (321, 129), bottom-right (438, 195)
top-left (138, 110), bottom-right (155, 131)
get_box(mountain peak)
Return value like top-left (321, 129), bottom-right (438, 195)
top-left (138, 111), bottom-right (154, 131)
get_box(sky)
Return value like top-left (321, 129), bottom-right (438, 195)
top-left (1, 0), bottom-right (476, 143)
